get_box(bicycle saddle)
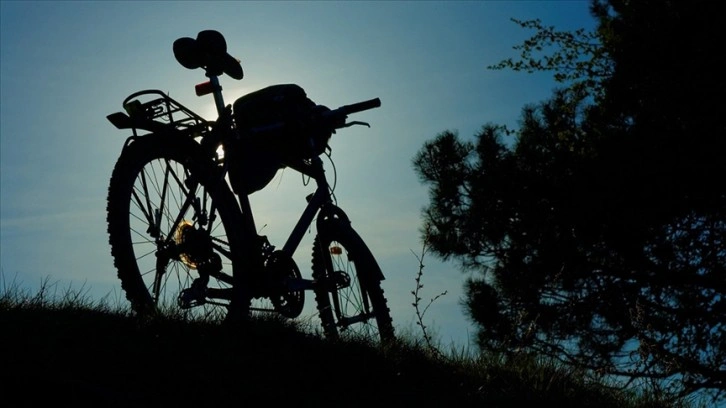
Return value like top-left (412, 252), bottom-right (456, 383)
top-left (173, 30), bottom-right (244, 80)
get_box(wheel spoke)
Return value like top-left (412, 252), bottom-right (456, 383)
top-left (107, 139), bottom-right (243, 322)
top-left (311, 226), bottom-right (394, 343)
top-left (139, 168), bottom-right (155, 227)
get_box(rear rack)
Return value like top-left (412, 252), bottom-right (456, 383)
top-left (107, 89), bottom-right (210, 137)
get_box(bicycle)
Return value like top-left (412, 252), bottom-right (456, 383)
top-left (105, 30), bottom-right (394, 343)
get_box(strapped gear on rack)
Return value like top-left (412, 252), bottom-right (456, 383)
top-left (227, 84), bottom-right (333, 195)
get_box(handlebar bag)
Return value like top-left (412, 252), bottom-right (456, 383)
top-left (228, 84), bottom-right (331, 195)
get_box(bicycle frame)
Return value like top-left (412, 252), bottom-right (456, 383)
top-left (110, 74), bottom-right (361, 298)
top-left (201, 74), bottom-right (363, 296)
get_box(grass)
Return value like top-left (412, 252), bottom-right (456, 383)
top-left (0, 277), bottom-right (695, 408)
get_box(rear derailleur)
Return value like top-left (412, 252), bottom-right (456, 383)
top-left (177, 253), bottom-right (222, 308)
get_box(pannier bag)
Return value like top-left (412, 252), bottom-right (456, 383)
top-left (227, 84), bottom-right (332, 195)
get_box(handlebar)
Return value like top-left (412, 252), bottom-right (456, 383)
top-left (245, 97), bottom-right (381, 136)
top-left (318, 97), bottom-right (381, 131)
top-left (338, 98), bottom-right (381, 116)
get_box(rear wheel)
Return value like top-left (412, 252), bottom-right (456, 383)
top-left (312, 221), bottom-right (394, 344)
top-left (106, 136), bottom-right (246, 322)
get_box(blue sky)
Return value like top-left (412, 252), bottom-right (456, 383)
top-left (1, 1), bottom-right (596, 349)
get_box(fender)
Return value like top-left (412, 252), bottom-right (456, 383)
top-left (119, 134), bottom-right (232, 203)
top-left (316, 202), bottom-right (351, 228)
top-left (315, 203), bottom-right (385, 282)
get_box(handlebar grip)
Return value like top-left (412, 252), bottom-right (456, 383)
top-left (341, 98), bottom-right (381, 115)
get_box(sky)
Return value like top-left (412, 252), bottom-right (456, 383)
top-left (0, 0), bottom-right (596, 350)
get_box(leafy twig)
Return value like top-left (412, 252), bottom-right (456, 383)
top-left (411, 223), bottom-right (447, 358)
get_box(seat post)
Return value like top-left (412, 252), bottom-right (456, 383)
top-left (208, 74), bottom-right (226, 118)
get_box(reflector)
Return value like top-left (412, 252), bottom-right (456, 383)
top-left (195, 81), bottom-right (215, 96)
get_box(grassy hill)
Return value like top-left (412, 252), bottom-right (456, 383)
top-left (0, 286), bottom-right (693, 408)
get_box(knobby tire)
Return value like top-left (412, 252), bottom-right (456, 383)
top-left (106, 135), bottom-right (248, 322)
top-left (311, 221), bottom-right (395, 344)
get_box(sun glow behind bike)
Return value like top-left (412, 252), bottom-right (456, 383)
top-left (215, 144), bottom-right (225, 160)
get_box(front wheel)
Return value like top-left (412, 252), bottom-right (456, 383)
top-left (312, 221), bottom-right (394, 344)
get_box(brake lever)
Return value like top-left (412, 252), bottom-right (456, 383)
top-left (341, 121), bottom-right (370, 128)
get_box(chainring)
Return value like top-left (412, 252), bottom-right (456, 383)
top-left (265, 250), bottom-right (305, 318)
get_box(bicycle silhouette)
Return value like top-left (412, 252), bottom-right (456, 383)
top-left (105, 30), bottom-right (394, 343)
